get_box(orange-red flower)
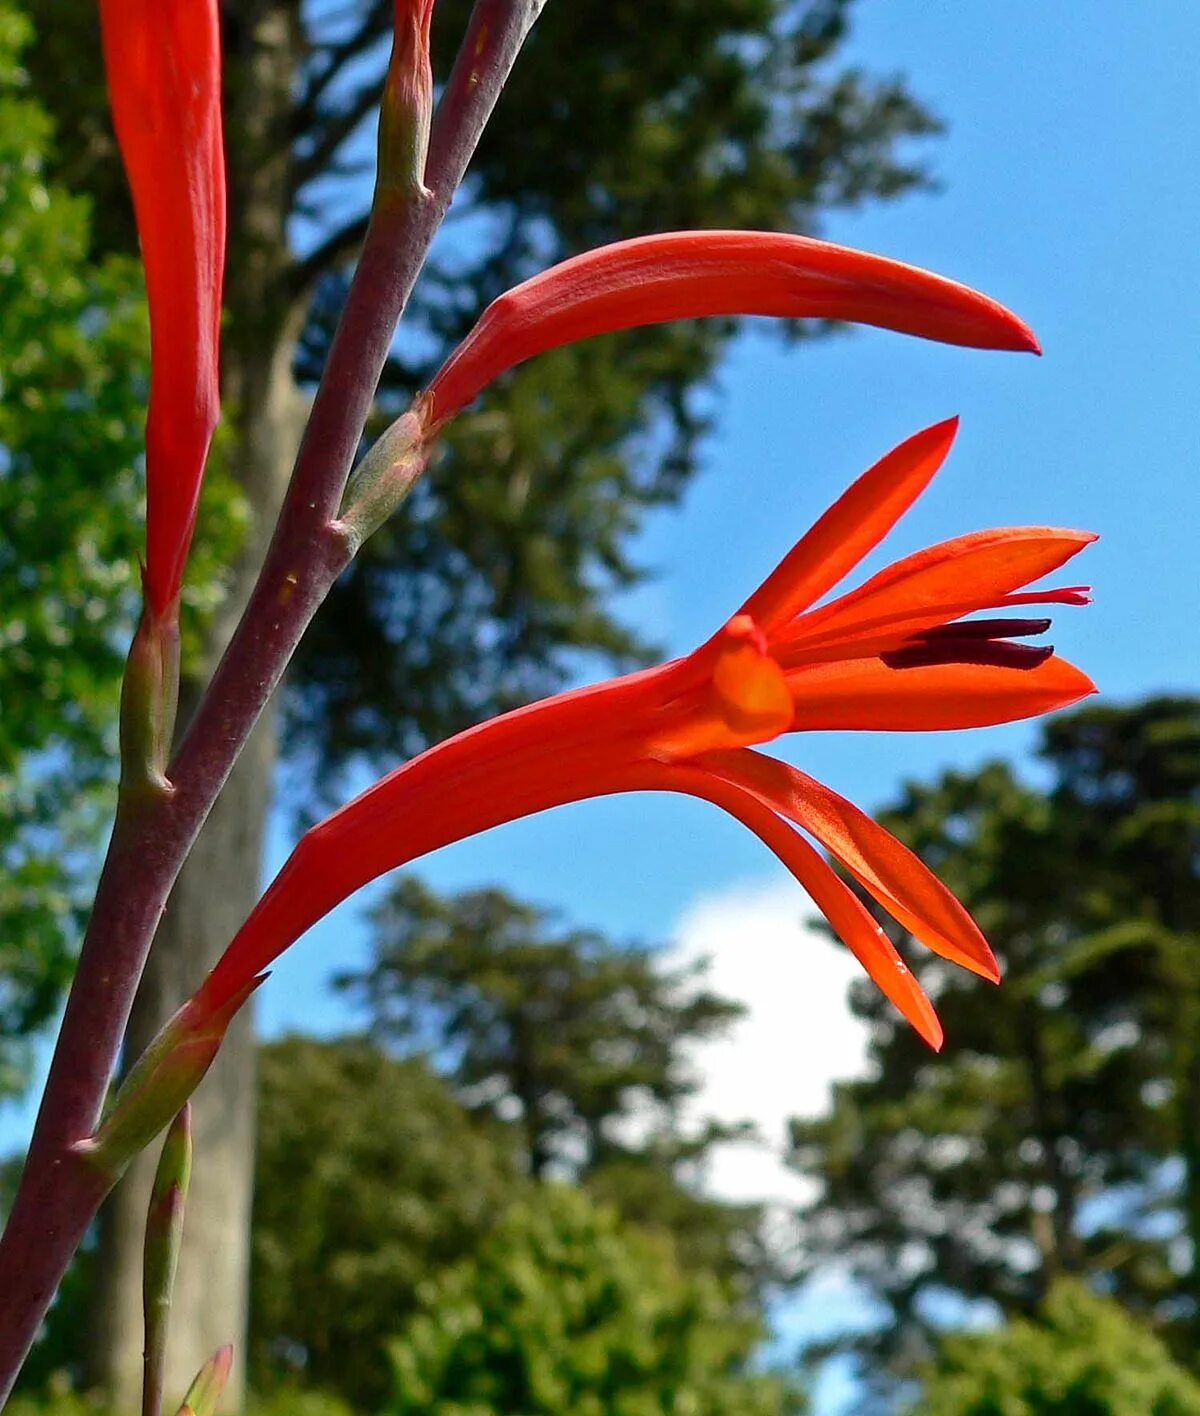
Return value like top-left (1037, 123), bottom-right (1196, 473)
top-left (197, 419), bottom-right (1095, 1047)
top-left (99, 0), bottom-right (226, 614)
top-left (423, 231), bottom-right (1040, 429)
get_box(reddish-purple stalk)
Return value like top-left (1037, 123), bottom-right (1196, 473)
top-left (0, 1), bottom-right (545, 1397)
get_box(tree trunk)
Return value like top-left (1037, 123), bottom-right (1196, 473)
top-left (87, 6), bottom-right (307, 1406)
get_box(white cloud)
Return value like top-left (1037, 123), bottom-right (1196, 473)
top-left (668, 875), bottom-right (871, 1208)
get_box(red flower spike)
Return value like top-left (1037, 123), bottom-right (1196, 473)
top-left (195, 419), bottom-right (1096, 1047)
top-left (99, 0), bottom-right (226, 615)
top-left (424, 234), bottom-right (1040, 427)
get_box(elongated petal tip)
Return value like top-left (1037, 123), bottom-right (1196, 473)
top-left (1042, 656), bottom-right (1099, 705)
top-left (867, 944), bottom-right (944, 1050)
top-left (707, 750), bottom-right (1003, 987)
top-left (932, 286), bottom-right (1039, 355)
top-left (425, 232), bottom-right (1043, 424)
top-left (740, 417), bottom-right (964, 630)
top-left (1013, 319), bottom-right (1041, 356)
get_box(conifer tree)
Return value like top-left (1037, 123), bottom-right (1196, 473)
top-left (789, 698), bottom-right (1200, 1391)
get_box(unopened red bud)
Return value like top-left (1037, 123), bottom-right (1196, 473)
top-left (378, 0), bottom-right (436, 196)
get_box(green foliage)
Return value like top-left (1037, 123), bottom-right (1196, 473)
top-left (0, 2), bottom-right (247, 1097)
top-left (916, 1281), bottom-right (1200, 1416)
top-left (585, 1145), bottom-right (775, 1298)
top-left (250, 1020), bottom-right (783, 1410)
top-left (6, 1392), bottom-right (109, 1416)
top-left (5, 1386), bottom-right (356, 1416)
top-left (386, 1184), bottom-right (802, 1416)
top-left (788, 698), bottom-right (1200, 1387)
top-left (341, 879), bottom-right (744, 1180)
top-left (0, 1), bottom-right (145, 1094)
top-left (249, 1037), bottom-right (523, 1409)
top-left (246, 1391), bottom-right (355, 1416)
top-left (342, 882), bottom-right (781, 1297)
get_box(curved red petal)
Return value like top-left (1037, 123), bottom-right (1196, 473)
top-left (426, 231), bottom-right (1038, 423)
top-left (787, 653), bottom-right (1097, 732)
top-left (778, 528), bottom-right (1097, 660)
top-left (618, 762), bottom-right (943, 1048)
top-left (700, 749), bottom-right (998, 981)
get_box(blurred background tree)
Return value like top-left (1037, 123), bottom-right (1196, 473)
top-left (915, 1280), bottom-right (1200, 1416)
top-left (347, 878), bottom-right (781, 1282)
top-left (11, 0), bottom-right (941, 1399)
top-left (384, 1185), bottom-right (803, 1416)
top-left (0, 0), bottom-right (244, 1106)
top-left (0, 0), bottom-right (149, 1100)
top-left (788, 697), bottom-right (1200, 1400)
top-left (249, 1038), bottom-right (522, 1409)
top-left (248, 897), bottom-right (780, 1409)
top-left (339, 879), bottom-right (745, 1180)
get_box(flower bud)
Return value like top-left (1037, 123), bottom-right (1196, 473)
top-left (176, 1345), bottom-right (232, 1416)
top-left (337, 401), bottom-right (434, 549)
top-left (75, 976), bottom-right (263, 1180)
top-left (143, 1105), bottom-right (193, 1416)
top-left (378, 0), bottom-right (436, 197)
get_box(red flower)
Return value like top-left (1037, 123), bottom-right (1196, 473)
top-left (424, 231), bottom-right (1040, 428)
top-left (197, 419), bottom-right (1095, 1047)
top-left (99, 0), bottom-right (226, 614)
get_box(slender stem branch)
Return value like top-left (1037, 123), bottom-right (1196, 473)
top-left (425, 0), bottom-right (547, 204)
top-left (0, 3), bottom-right (545, 1397)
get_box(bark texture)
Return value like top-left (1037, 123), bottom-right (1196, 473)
top-left (87, 5), bottom-right (308, 1407)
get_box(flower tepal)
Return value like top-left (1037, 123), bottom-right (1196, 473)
top-left (423, 231), bottom-right (1041, 428)
top-left (195, 420), bottom-right (1096, 1050)
top-left (99, 0), bottom-right (227, 614)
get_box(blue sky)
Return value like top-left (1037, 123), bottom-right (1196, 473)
top-left (6, 4), bottom-right (1200, 1410)
top-left (249, 0), bottom-right (1199, 1017)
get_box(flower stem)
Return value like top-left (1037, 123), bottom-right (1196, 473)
top-left (0, 2), bottom-right (546, 1396)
